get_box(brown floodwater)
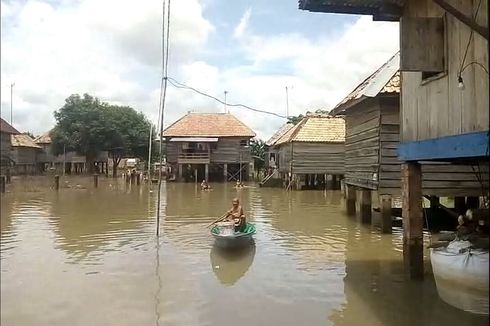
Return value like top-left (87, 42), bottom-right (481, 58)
top-left (0, 176), bottom-right (488, 326)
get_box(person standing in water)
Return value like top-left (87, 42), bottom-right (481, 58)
top-left (201, 179), bottom-right (210, 190)
top-left (226, 198), bottom-right (246, 232)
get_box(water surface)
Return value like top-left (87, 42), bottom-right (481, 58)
top-left (1, 176), bottom-right (487, 325)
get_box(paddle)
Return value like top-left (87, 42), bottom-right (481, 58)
top-left (206, 212), bottom-right (229, 228)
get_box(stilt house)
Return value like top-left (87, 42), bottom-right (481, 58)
top-left (0, 118), bottom-right (19, 174)
top-left (299, 0), bottom-right (489, 279)
top-left (11, 133), bottom-right (42, 175)
top-left (273, 114), bottom-right (345, 190)
top-left (163, 112), bottom-right (256, 182)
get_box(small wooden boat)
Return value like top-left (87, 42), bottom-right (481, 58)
top-left (211, 222), bottom-right (256, 249)
top-left (430, 240), bottom-right (489, 315)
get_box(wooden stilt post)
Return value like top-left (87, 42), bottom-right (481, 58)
top-left (93, 174), bottom-right (99, 188)
top-left (54, 175), bottom-right (60, 190)
top-left (346, 185), bottom-right (356, 216)
top-left (466, 196), bottom-right (479, 209)
top-left (0, 176), bottom-right (5, 193)
top-left (359, 189), bottom-right (372, 224)
top-left (380, 195), bottom-right (392, 234)
top-left (340, 179), bottom-right (345, 197)
top-left (136, 173), bottom-right (141, 185)
top-left (178, 164), bottom-right (183, 181)
top-left (194, 169), bottom-right (197, 183)
top-left (454, 196), bottom-right (466, 214)
top-left (401, 162), bottom-right (424, 280)
top-left (331, 175), bottom-right (337, 190)
top-left (223, 163), bottom-right (228, 182)
top-left (6, 169), bottom-right (11, 184)
top-left (326, 174), bottom-right (333, 190)
top-left (205, 164), bottom-right (209, 182)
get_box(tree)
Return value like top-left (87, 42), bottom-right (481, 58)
top-left (250, 138), bottom-right (266, 174)
top-left (51, 93), bottom-right (153, 176)
top-left (104, 105), bottom-right (154, 177)
top-left (287, 109), bottom-right (331, 125)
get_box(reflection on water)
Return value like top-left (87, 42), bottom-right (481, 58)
top-left (210, 243), bottom-right (256, 286)
top-left (0, 176), bottom-right (488, 326)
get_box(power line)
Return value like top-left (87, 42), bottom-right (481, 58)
top-left (156, 0), bottom-right (171, 237)
top-left (166, 77), bottom-right (288, 119)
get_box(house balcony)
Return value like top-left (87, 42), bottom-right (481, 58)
top-left (177, 152), bottom-right (210, 164)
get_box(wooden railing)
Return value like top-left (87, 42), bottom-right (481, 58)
top-left (178, 152), bottom-right (210, 160)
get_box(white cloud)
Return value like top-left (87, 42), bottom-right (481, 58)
top-left (1, 0), bottom-right (213, 134)
top-left (233, 8), bottom-right (251, 39)
top-left (1, 0), bottom-right (398, 141)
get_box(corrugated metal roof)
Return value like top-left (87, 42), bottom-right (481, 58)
top-left (11, 134), bottom-right (42, 149)
top-left (331, 52), bottom-right (400, 115)
top-left (0, 118), bottom-right (20, 134)
top-left (163, 113), bottom-right (256, 138)
top-left (275, 115), bottom-right (345, 145)
top-left (34, 131), bottom-right (52, 144)
top-left (298, 0), bottom-right (404, 20)
top-left (266, 123), bottom-right (294, 146)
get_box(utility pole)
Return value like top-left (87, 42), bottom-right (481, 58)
top-left (224, 91), bottom-right (228, 113)
top-left (285, 86), bottom-right (289, 119)
top-left (10, 83), bottom-right (15, 125)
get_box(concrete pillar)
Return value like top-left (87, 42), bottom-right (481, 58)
top-left (359, 189), bottom-right (372, 224)
top-left (223, 163), bottom-right (228, 181)
top-left (178, 164), bottom-right (183, 181)
top-left (346, 185), bottom-right (356, 216)
top-left (380, 195), bottom-right (392, 234)
top-left (205, 164), bottom-right (209, 182)
top-left (401, 162), bottom-right (424, 280)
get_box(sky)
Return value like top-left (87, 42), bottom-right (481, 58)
top-left (0, 0), bottom-right (399, 140)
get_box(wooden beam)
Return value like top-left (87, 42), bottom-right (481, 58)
top-left (380, 195), bottom-right (393, 234)
top-left (397, 131), bottom-right (489, 161)
top-left (346, 185), bottom-right (356, 216)
top-left (433, 0), bottom-right (489, 40)
top-left (402, 163), bottom-right (424, 280)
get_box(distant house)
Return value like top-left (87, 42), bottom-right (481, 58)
top-left (163, 112), bottom-right (256, 182)
top-left (0, 118), bottom-right (19, 174)
top-left (273, 114), bottom-right (345, 190)
top-left (265, 123), bottom-right (294, 172)
top-left (34, 131), bottom-right (109, 175)
top-left (11, 133), bottom-right (42, 175)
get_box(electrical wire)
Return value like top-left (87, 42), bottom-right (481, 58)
top-left (461, 61), bottom-right (490, 75)
top-left (166, 77), bottom-right (288, 119)
top-left (156, 0), bottom-right (171, 237)
top-left (458, 0), bottom-right (482, 77)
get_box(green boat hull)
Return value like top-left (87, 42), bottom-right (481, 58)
top-left (211, 223), bottom-right (256, 249)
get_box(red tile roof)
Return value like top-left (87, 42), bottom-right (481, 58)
top-left (163, 113), bottom-right (256, 138)
top-left (0, 118), bottom-right (19, 134)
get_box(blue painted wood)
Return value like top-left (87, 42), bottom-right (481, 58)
top-left (397, 131), bottom-right (489, 161)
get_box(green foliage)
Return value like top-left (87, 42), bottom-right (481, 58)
top-left (51, 93), bottom-right (154, 174)
top-left (287, 109), bottom-right (331, 125)
top-left (250, 138), bottom-right (266, 171)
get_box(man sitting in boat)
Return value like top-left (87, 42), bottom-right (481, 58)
top-left (226, 198), bottom-right (246, 232)
top-left (201, 180), bottom-right (210, 190)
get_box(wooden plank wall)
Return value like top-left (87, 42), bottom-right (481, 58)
top-left (344, 98), bottom-right (381, 189)
top-left (166, 143), bottom-right (179, 163)
top-left (401, 0), bottom-right (489, 142)
top-left (379, 97), bottom-right (488, 196)
top-left (211, 138), bottom-right (251, 163)
top-left (292, 142), bottom-right (345, 175)
top-left (277, 144), bottom-right (292, 174)
top-left (166, 138), bottom-right (252, 164)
